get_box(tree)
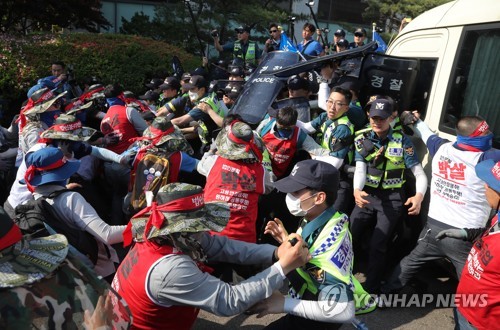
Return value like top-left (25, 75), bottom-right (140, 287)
top-left (0, 0), bottom-right (110, 34)
top-left (363, 0), bottom-right (452, 33)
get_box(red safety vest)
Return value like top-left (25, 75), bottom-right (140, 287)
top-left (113, 240), bottom-right (199, 330)
top-left (456, 214), bottom-right (500, 329)
top-left (262, 127), bottom-right (300, 179)
top-left (204, 156), bottom-right (264, 243)
top-left (100, 105), bottom-right (140, 154)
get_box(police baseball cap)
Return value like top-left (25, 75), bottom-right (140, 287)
top-left (183, 75), bottom-right (208, 90)
top-left (369, 99), bottom-right (393, 119)
top-left (354, 28), bottom-right (367, 36)
top-left (159, 77), bottom-right (181, 91)
top-left (145, 78), bottom-right (163, 89)
top-left (235, 25), bottom-right (251, 33)
top-left (336, 39), bottom-right (349, 48)
top-left (274, 159), bottom-right (340, 193)
top-left (334, 29), bottom-right (346, 37)
top-left (287, 75), bottom-right (310, 91)
top-left (139, 90), bottom-right (160, 101)
top-left (475, 159), bottom-right (500, 193)
top-left (229, 65), bottom-right (245, 77)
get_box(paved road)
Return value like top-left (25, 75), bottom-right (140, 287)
top-left (193, 262), bottom-right (457, 330)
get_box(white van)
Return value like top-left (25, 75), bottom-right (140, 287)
top-left (386, 0), bottom-right (500, 152)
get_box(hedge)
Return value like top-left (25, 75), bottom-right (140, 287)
top-left (0, 32), bottom-right (198, 119)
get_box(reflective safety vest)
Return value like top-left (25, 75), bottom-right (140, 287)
top-left (200, 93), bottom-right (226, 118)
top-left (354, 128), bottom-right (406, 189)
top-left (288, 212), bottom-right (376, 314)
top-left (233, 41), bottom-right (257, 65)
top-left (317, 115), bottom-right (354, 163)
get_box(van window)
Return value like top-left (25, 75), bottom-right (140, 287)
top-left (409, 59), bottom-right (436, 119)
top-left (440, 26), bottom-right (500, 148)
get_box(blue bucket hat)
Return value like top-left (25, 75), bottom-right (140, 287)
top-left (475, 159), bottom-right (500, 193)
top-left (22, 147), bottom-right (80, 191)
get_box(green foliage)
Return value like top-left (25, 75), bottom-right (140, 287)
top-left (0, 32), bottom-right (198, 103)
top-left (0, 0), bottom-right (110, 34)
top-left (363, 0), bottom-right (452, 33)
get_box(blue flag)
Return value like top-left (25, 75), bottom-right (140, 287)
top-left (373, 31), bottom-right (388, 53)
top-left (279, 32), bottom-right (298, 53)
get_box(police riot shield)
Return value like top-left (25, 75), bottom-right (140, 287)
top-left (229, 75), bottom-right (285, 125)
top-left (231, 43), bottom-right (379, 125)
top-left (271, 97), bottom-right (311, 122)
top-left (358, 53), bottom-right (419, 113)
top-left (230, 51), bottom-right (300, 125)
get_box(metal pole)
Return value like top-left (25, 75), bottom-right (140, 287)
top-left (305, 2), bottom-right (327, 47)
top-left (185, 0), bottom-right (206, 58)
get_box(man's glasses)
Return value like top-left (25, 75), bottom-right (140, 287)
top-left (354, 33), bottom-right (365, 37)
top-left (269, 30), bottom-right (278, 33)
top-left (326, 99), bottom-right (347, 107)
top-left (236, 30), bottom-right (244, 34)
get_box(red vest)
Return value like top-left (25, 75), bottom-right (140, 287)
top-left (204, 157), bottom-right (265, 243)
top-left (456, 214), bottom-right (500, 329)
top-left (112, 240), bottom-right (199, 330)
top-left (262, 127), bottom-right (300, 178)
top-left (101, 105), bottom-right (139, 154)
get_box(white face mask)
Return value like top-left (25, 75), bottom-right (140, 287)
top-left (285, 192), bottom-right (317, 216)
top-left (188, 90), bottom-right (200, 102)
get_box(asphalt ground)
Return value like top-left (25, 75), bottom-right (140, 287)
top-left (193, 261), bottom-right (457, 330)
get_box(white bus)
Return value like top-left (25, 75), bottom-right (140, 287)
top-left (387, 0), bottom-right (500, 152)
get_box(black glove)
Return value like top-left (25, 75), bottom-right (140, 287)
top-left (435, 229), bottom-right (467, 240)
top-left (400, 111), bottom-right (419, 126)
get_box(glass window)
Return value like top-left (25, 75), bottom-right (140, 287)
top-left (440, 25), bottom-right (500, 148)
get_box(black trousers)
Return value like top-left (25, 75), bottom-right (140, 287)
top-left (349, 187), bottom-right (404, 293)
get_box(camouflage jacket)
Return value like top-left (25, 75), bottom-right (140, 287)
top-left (0, 255), bottom-right (131, 329)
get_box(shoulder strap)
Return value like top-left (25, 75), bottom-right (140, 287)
top-left (301, 40), bottom-right (314, 54)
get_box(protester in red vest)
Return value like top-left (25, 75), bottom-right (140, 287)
top-left (100, 84), bottom-right (148, 225)
top-left (257, 106), bottom-right (330, 179)
top-left (114, 182), bottom-right (310, 330)
top-left (435, 159), bottom-right (500, 329)
top-left (198, 120), bottom-right (274, 244)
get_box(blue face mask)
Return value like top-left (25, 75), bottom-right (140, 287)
top-left (40, 110), bottom-right (61, 127)
top-left (456, 133), bottom-right (493, 151)
top-left (276, 127), bottom-right (294, 139)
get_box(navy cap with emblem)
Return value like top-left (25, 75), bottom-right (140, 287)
top-left (369, 98), bottom-right (393, 119)
top-left (274, 159), bottom-right (340, 194)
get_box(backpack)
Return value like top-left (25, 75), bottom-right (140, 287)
top-left (129, 153), bottom-right (170, 213)
top-left (14, 190), bottom-right (99, 265)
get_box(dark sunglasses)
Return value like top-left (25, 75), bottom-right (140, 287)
top-left (269, 29), bottom-right (278, 33)
top-left (236, 30), bottom-right (245, 34)
top-left (354, 33), bottom-right (364, 37)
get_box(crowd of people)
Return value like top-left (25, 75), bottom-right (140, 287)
top-left (0, 20), bottom-right (499, 330)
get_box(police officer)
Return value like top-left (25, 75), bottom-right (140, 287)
top-left (260, 160), bottom-right (375, 328)
top-left (296, 87), bottom-right (356, 215)
top-left (350, 98), bottom-right (427, 293)
top-left (213, 25), bottom-right (261, 66)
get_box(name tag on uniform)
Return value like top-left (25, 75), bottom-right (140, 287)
top-left (388, 147), bottom-right (403, 157)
